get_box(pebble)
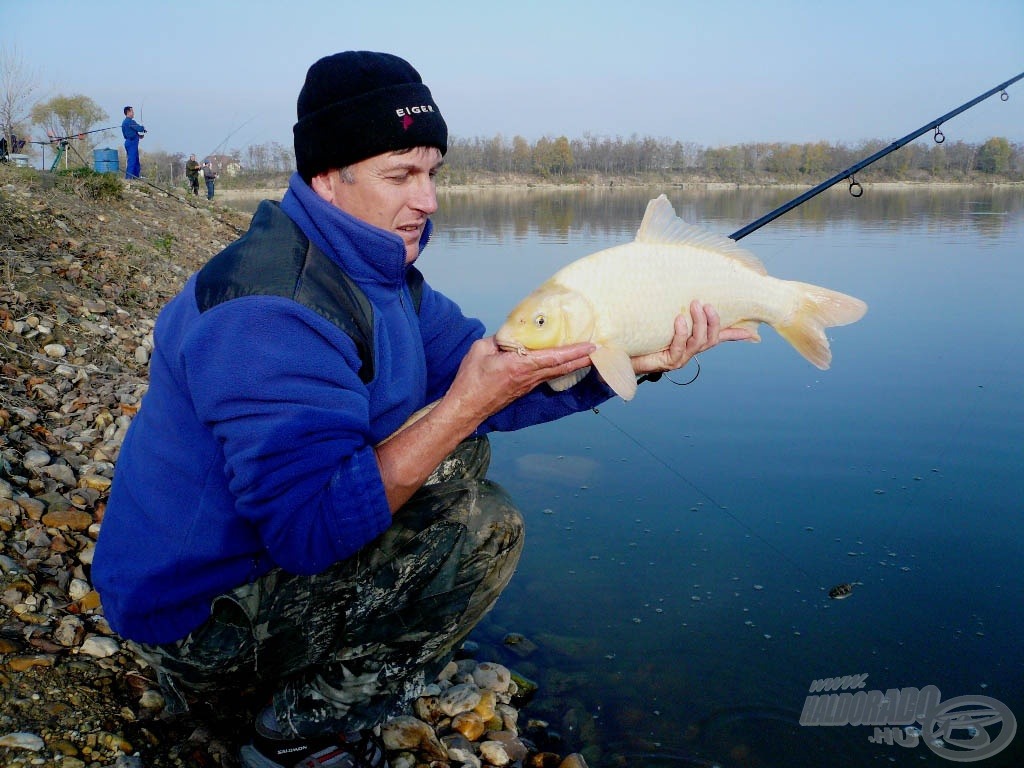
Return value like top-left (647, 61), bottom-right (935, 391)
top-left (79, 636), bottom-right (121, 659)
top-left (0, 732), bottom-right (45, 751)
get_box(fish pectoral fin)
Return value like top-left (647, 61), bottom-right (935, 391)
top-left (732, 319), bottom-right (762, 342)
top-left (547, 366), bottom-right (591, 392)
top-left (590, 347), bottom-right (638, 401)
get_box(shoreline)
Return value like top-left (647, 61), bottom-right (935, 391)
top-left (213, 178), bottom-right (1024, 203)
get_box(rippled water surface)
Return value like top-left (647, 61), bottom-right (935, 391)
top-left (233, 185), bottom-right (1024, 766)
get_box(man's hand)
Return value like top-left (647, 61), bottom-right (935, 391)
top-left (441, 336), bottom-right (596, 425)
top-left (631, 300), bottom-right (756, 376)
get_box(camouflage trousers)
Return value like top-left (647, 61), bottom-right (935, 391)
top-left (132, 436), bottom-right (524, 737)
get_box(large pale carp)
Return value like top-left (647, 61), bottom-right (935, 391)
top-left (494, 194), bottom-right (867, 401)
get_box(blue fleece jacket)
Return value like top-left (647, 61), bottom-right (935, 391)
top-left (93, 174), bottom-right (612, 645)
top-left (121, 117), bottom-right (145, 143)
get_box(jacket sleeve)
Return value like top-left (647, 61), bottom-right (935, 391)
top-left (180, 295), bottom-right (392, 575)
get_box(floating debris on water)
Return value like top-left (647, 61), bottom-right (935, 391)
top-left (828, 583), bottom-right (854, 600)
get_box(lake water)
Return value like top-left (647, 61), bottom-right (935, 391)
top-left (228, 186), bottom-right (1024, 767)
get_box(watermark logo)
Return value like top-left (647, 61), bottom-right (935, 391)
top-left (800, 674), bottom-right (1016, 762)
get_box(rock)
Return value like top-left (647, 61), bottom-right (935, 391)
top-left (451, 711), bottom-right (486, 741)
top-left (559, 753), bottom-right (589, 768)
top-left (473, 688), bottom-right (497, 721)
top-left (41, 507), bottom-right (93, 530)
top-left (380, 716), bottom-right (447, 761)
top-left (7, 654), bottom-right (56, 671)
top-left (79, 635), bottom-right (120, 658)
top-left (472, 661), bottom-right (511, 693)
top-left (480, 739), bottom-right (512, 766)
top-left (22, 449), bottom-right (51, 469)
top-left (437, 682), bottom-right (481, 718)
top-left (139, 689), bottom-right (166, 712)
top-left (54, 615), bottom-right (86, 646)
top-left (0, 731), bottom-right (45, 751)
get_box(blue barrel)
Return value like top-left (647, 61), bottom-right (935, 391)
top-left (93, 147), bottom-right (119, 174)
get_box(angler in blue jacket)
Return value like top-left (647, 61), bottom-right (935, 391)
top-left (121, 105), bottom-right (146, 179)
top-left (93, 52), bottom-right (739, 768)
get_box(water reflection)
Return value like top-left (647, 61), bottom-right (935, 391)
top-left (431, 184), bottom-right (1024, 242)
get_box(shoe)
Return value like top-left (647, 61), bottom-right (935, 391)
top-left (239, 726), bottom-right (389, 768)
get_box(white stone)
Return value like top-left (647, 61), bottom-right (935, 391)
top-left (472, 661), bottom-right (511, 693)
top-left (0, 732), bottom-right (45, 751)
top-left (68, 578), bottom-right (92, 601)
top-left (439, 682), bottom-right (482, 717)
top-left (479, 741), bottom-right (512, 766)
top-left (446, 745), bottom-right (480, 768)
top-left (79, 635), bottom-right (120, 658)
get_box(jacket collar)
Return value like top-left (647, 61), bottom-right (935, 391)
top-left (279, 173), bottom-right (432, 290)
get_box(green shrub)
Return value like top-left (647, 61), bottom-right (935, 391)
top-left (55, 167), bottom-right (123, 200)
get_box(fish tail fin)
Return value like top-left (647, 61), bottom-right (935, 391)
top-left (776, 284), bottom-right (867, 370)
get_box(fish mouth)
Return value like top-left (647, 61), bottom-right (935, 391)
top-left (495, 337), bottom-right (528, 355)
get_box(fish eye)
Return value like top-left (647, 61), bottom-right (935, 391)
top-left (533, 313), bottom-right (546, 328)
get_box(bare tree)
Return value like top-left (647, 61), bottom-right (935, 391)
top-left (0, 44), bottom-right (39, 160)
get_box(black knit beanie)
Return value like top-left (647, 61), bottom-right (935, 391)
top-left (293, 51), bottom-right (448, 181)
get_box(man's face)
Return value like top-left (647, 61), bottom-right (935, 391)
top-left (312, 146), bottom-right (442, 264)
top-left (126, 108), bottom-right (134, 118)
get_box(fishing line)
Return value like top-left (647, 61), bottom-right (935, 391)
top-left (204, 114), bottom-right (258, 161)
top-left (591, 405), bottom-right (817, 582)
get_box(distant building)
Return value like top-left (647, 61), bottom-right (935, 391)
top-left (204, 154), bottom-right (242, 177)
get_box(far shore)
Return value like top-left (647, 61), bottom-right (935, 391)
top-left (214, 178), bottom-right (1023, 203)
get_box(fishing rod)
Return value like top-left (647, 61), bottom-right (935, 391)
top-left (34, 125), bottom-right (120, 143)
top-left (204, 115), bottom-right (257, 161)
top-left (728, 70), bottom-right (1024, 242)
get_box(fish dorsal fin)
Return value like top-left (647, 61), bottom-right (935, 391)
top-left (635, 194), bottom-right (768, 275)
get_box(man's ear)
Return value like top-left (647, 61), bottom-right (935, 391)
top-left (310, 170), bottom-right (338, 204)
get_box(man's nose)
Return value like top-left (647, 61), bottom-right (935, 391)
top-left (411, 177), bottom-right (438, 214)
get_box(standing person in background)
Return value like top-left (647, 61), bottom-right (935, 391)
top-left (202, 160), bottom-right (217, 199)
top-left (121, 106), bottom-right (146, 179)
top-left (186, 154), bottom-right (201, 195)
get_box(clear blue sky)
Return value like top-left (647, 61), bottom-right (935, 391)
top-left (4, 0), bottom-right (1022, 158)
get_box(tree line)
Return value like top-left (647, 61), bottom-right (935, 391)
top-left (129, 131), bottom-right (1024, 187)
top-left (4, 47), bottom-right (1020, 187)
top-left (440, 133), bottom-right (1022, 183)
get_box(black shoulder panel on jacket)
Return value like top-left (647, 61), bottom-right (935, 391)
top-left (194, 200), bottom-right (380, 381)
